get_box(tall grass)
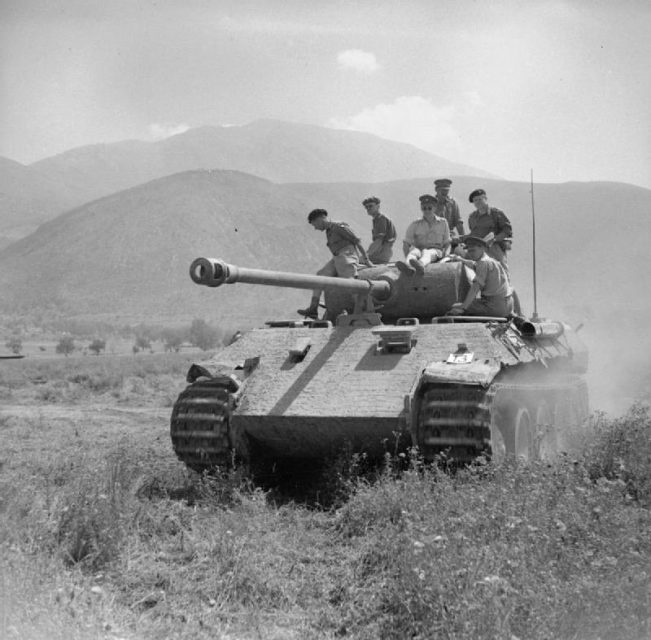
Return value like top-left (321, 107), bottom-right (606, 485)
top-left (586, 403), bottom-right (651, 505)
top-left (1, 405), bottom-right (650, 639)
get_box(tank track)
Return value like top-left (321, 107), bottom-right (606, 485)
top-left (170, 380), bottom-right (234, 472)
top-left (418, 384), bottom-right (495, 463)
top-left (417, 376), bottom-right (588, 463)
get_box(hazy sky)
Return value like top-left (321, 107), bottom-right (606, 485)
top-left (1, 0), bottom-right (649, 188)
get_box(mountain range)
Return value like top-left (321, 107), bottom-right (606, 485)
top-left (0, 120), bottom-right (494, 244)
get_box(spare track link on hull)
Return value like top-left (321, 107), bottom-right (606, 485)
top-left (170, 380), bottom-right (233, 472)
top-left (418, 384), bottom-right (495, 463)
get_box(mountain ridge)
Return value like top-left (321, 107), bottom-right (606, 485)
top-left (0, 120), bottom-right (498, 241)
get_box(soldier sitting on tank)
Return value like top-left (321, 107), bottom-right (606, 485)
top-left (396, 194), bottom-right (451, 276)
top-left (297, 208), bottom-right (373, 320)
top-left (446, 234), bottom-right (514, 318)
top-left (362, 196), bottom-right (397, 264)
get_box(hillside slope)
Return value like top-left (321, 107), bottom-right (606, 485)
top-left (0, 156), bottom-right (80, 240)
top-left (0, 120), bottom-right (496, 241)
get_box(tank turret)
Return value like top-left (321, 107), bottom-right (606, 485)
top-left (171, 258), bottom-right (589, 475)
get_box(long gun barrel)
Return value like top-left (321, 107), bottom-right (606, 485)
top-left (190, 257), bottom-right (393, 300)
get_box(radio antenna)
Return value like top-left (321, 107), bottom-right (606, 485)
top-left (530, 169), bottom-right (539, 321)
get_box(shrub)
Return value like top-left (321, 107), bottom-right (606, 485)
top-left (55, 335), bottom-right (75, 357)
top-left (88, 338), bottom-right (106, 355)
top-left (133, 334), bottom-right (152, 353)
top-left (585, 403), bottom-right (651, 505)
top-left (161, 327), bottom-right (184, 352)
top-left (189, 318), bottom-right (220, 351)
top-left (5, 335), bottom-right (22, 354)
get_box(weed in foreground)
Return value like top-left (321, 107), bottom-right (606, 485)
top-left (584, 402), bottom-right (651, 505)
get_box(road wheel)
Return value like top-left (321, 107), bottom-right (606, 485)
top-left (490, 423), bottom-right (507, 464)
top-left (512, 407), bottom-right (533, 461)
top-left (534, 402), bottom-right (557, 461)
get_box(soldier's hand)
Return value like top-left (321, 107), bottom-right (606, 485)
top-left (447, 303), bottom-right (465, 316)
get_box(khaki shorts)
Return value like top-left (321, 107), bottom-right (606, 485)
top-left (369, 243), bottom-right (394, 264)
top-left (407, 247), bottom-right (443, 264)
top-left (317, 246), bottom-right (359, 279)
top-left (466, 294), bottom-right (514, 318)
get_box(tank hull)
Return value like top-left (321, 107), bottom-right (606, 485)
top-left (171, 317), bottom-right (589, 470)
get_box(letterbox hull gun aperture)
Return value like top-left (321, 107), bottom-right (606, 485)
top-left (170, 258), bottom-right (589, 473)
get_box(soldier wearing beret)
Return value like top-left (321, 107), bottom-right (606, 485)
top-left (466, 189), bottom-right (522, 315)
top-left (397, 194), bottom-right (451, 276)
top-left (362, 196), bottom-right (397, 264)
top-left (467, 189), bottom-right (512, 275)
top-left (297, 209), bottom-right (372, 320)
top-left (433, 178), bottom-right (465, 242)
top-left (446, 234), bottom-right (514, 318)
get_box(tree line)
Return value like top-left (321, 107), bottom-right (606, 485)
top-left (3, 318), bottom-right (230, 357)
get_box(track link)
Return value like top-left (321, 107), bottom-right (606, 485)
top-left (417, 376), bottom-right (589, 464)
top-left (170, 380), bottom-right (233, 472)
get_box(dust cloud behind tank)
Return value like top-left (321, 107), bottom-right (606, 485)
top-left (171, 258), bottom-right (589, 473)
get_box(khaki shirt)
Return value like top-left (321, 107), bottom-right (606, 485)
top-left (404, 215), bottom-right (450, 249)
top-left (325, 221), bottom-right (361, 255)
top-left (433, 195), bottom-right (463, 235)
top-left (468, 207), bottom-right (512, 242)
top-left (371, 213), bottom-right (397, 244)
top-left (473, 254), bottom-right (511, 298)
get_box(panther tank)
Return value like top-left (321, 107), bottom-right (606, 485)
top-left (170, 258), bottom-right (589, 472)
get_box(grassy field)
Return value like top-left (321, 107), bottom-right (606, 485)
top-left (1, 353), bottom-right (650, 640)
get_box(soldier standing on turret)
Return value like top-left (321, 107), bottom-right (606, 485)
top-left (297, 209), bottom-right (373, 320)
top-left (362, 196), bottom-right (397, 264)
top-left (466, 188), bottom-right (522, 315)
top-left (433, 178), bottom-right (465, 245)
top-left (467, 188), bottom-right (512, 275)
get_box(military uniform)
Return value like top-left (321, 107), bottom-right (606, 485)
top-left (467, 206), bottom-right (512, 276)
top-left (362, 196), bottom-right (396, 264)
top-left (464, 253), bottom-right (514, 317)
top-left (298, 209), bottom-right (370, 319)
top-left (398, 194), bottom-right (451, 275)
top-left (319, 221), bottom-right (362, 279)
top-left (433, 178), bottom-right (464, 236)
top-left (369, 213), bottom-right (397, 263)
top-left (404, 217), bottom-right (450, 262)
top-left (433, 195), bottom-right (463, 236)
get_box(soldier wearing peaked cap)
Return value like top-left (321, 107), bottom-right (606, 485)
top-left (446, 233), bottom-right (514, 318)
top-left (433, 178), bottom-right (465, 241)
top-left (362, 196), bottom-right (396, 264)
top-left (396, 194), bottom-right (451, 276)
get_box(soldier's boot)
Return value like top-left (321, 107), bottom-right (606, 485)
top-left (297, 297), bottom-right (320, 320)
top-left (396, 260), bottom-right (416, 276)
top-left (409, 256), bottom-right (425, 275)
